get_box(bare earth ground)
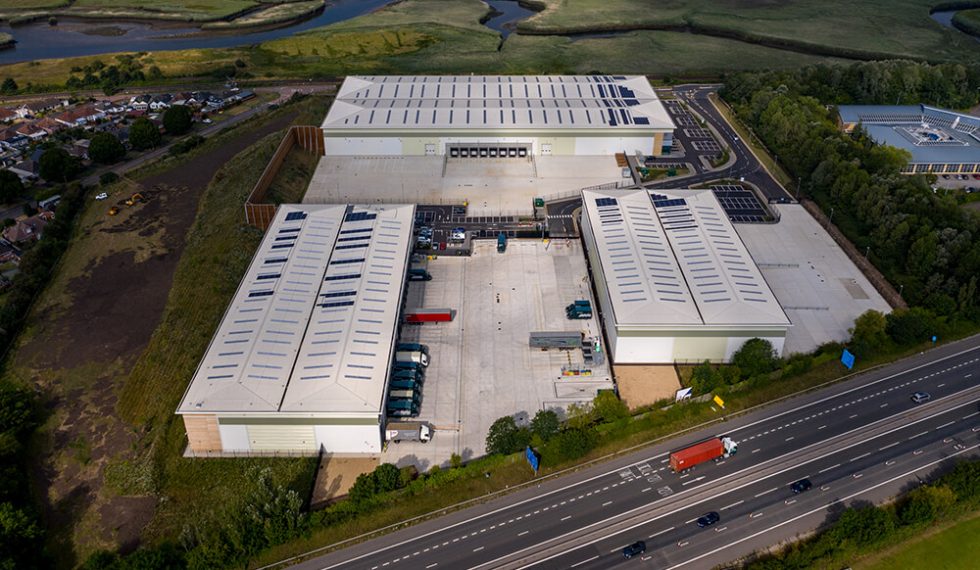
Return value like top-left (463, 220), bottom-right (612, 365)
top-left (13, 111), bottom-right (298, 560)
top-left (310, 456), bottom-right (381, 509)
top-left (613, 364), bottom-right (682, 410)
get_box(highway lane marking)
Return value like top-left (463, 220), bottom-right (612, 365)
top-left (755, 487), bottom-right (777, 498)
top-left (677, 541), bottom-right (690, 547)
top-left (909, 431), bottom-right (929, 440)
top-left (963, 412), bottom-right (979, 420)
top-left (518, 531), bottom-right (529, 537)
top-left (967, 373), bottom-right (973, 378)
top-left (649, 526), bottom-right (675, 538)
top-left (752, 448), bottom-right (761, 454)
top-left (785, 436), bottom-right (794, 442)
top-left (818, 463), bottom-right (841, 474)
top-left (881, 403), bottom-right (888, 408)
top-left (681, 476), bottom-right (706, 486)
top-left (818, 425), bottom-right (827, 430)
top-left (849, 414), bottom-right (859, 419)
top-left (938, 383), bottom-right (946, 388)
top-left (750, 512), bottom-right (763, 518)
top-left (569, 556), bottom-right (598, 568)
top-left (936, 421), bottom-right (956, 430)
top-left (426, 564), bottom-right (438, 569)
top-left (721, 500), bottom-right (744, 511)
top-left (642, 487), bottom-right (651, 493)
top-left (784, 499), bottom-right (796, 505)
top-left (561, 516), bottom-right (572, 522)
top-left (602, 501), bottom-right (613, 507)
top-left (886, 460), bottom-right (896, 466)
top-left (659, 443), bottom-right (980, 570)
top-left (851, 452), bottom-right (871, 462)
top-left (473, 547), bottom-right (484, 553)
top-left (684, 517), bottom-right (698, 524)
top-left (879, 442), bottom-right (900, 451)
top-left (715, 526), bottom-right (728, 532)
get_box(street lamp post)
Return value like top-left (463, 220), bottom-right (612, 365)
top-left (865, 245), bottom-right (871, 259)
top-left (827, 206), bottom-right (835, 228)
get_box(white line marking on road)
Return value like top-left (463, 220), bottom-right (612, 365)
top-left (677, 541), bottom-right (690, 548)
top-left (426, 564), bottom-right (438, 569)
top-left (785, 436), bottom-right (795, 442)
top-left (818, 463), bottom-right (841, 474)
top-left (886, 460), bottom-right (896, 466)
top-left (967, 373), bottom-right (973, 378)
top-left (649, 526), bottom-right (675, 538)
top-left (849, 414), bottom-right (858, 419)
top-left (937, 421), bottom-right (955, 430)
top-left (938, 383), bottom-right (946, 388)
top-left (752, 448), bottom-right (761, 454)
top-left (518, 531), bottom-right (529, 537)
top-left (681, 476), bottom-right (705, 486)
top-left (818, 425), bottom-right (827, 430)
top-left (853, 473), bottom-right (863, 478)
top-left (910, 431), bottom-right (929, 440)
top-left (880, 403), bottom-right (888, 408)
top-left (821, 485), bottom-right (831, 491)
top-left (561, 516), bottom-right (571, 522)
top-left (473, 547), bottom-right (484, 553)
top-left (721, 500), bottom-right (744, 511)
top-left (963, 412), bottom-right (979, 419)
top-left (569, 556), bottom-right (598, 568)
top-left (879, 442), bottom-right (900, 451)
top-left (684, 517), bottom-right (698, 524)
top-left (784, 499), bottom-right (796, 505)
top-left (715, 526), bottom-right (727, 532)
top-left (750, 512), bottom-right (763, 518)
top-left (602, 501), bottom-right (613, 507)
top-left (914, 449), bottom-right (924, 455)
top-left (755, 487), bottom-right (777, 498)
top-left (851, 452), bottom-right (871, 462)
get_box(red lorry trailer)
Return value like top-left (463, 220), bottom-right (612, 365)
top-left (669, 437), bottom-right (737, 472)
top-left (404, 308), bottom-right (455, 323)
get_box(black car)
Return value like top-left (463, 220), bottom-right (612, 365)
top-left (696, 511), bottom-right (720, 528)
top-left (622, 541), bottom-right (646, 559)
top-left (790, 478), bottom-right (813, 494)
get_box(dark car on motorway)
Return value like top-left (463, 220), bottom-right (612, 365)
top-left (791, 478), bottom-right (813, 494)
top-left (697, 511), bottom-right (720, 528)
top-left (911, 391), bottom-right (931, 404)
top-left (622, 541), bottom-right (646, 559)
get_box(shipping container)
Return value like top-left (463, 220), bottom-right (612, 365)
top-left (669, 437), bottom-right (737, 472)
top-left (405, 308), bottom-right (455, 323)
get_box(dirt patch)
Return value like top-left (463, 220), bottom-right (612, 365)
top-left (613, 364), bottom-right (682, 410)
top-left (19, 110), bottom-right (300, 564)
top-left (310, 455), bottom-right (380, 508)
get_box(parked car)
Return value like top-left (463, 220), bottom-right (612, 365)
top-left (95, 192), bottom-right (108, 201)
top-left (450, 227), bottom-right (466, 242)
top-left (697, 511), bottom-right (720, 528)
top-left (942, 174), bottom-right (951, 180)
top-left (622, 541), bottom-right (646, 559)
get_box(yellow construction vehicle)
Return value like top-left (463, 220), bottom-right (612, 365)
top-left (124, 192), bottom-right (145, 206)
top-left (108, 206), bottom-right (119, 216)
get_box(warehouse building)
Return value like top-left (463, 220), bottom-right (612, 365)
top-left (581, 188), bottom-right (790, 364)
top-left (177, 203), bottom-right (414, 455)
top-left (837, 104), bottom-right (980, 175)
top-left (321, 75), bottom-right (674, 157)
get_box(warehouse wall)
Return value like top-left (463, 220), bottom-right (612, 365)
top-left (574, 136), bottom-right (654, 156)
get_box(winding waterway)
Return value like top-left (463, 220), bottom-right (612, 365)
top-left (930, 9), bottom-right (980, 42)
top-left (482, 0), bottom-right (536, 38)
top-left (0, 0), bottom-right (394, 64)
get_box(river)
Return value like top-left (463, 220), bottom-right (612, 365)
top-left (0, 0), bottom-right (395, 65)
top-left (930, 9), bottom-right (980, 42)
top-left (482, 0), bottom-right (536, 38)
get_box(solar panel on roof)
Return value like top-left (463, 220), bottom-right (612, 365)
top-left (344, 211), bottom-right (377, 222)
top-left (284, 211), bottom-right (307, 222)
top-left (653, 198), bottom-right (688, 208)
top-left (595, 197), bottom-right (619, 207)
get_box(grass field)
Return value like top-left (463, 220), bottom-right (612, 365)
top-left (520, 0), bottom-right (980, 61)
top-left (201, 0), bottom-right (323, 29)
top-left (854, 510), bottom-right (980, 570)
top-left (0, 0), bottom-right (293, 23)
top-left (953, 8), bottom-right (980, 37)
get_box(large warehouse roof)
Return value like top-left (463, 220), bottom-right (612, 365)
top-left (177, 203), bottom-right (414, 416)
top-left (582, 188), bottom-right (789, 329)
top-left (322, 75), bottom-right (674, 131)
top-left (838, 104), bottom-right (980, 164)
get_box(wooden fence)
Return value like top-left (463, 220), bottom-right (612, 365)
top-left (244, 125), bottom-right (324, 230)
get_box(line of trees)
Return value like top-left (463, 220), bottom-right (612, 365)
top-left (721, 61), bottom-right (980, 319)
top-left (745, 459), bottom-right (980, 569)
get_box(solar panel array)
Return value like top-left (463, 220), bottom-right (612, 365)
top-left (322, 75), bottom-right (674, 131)
top-left (583, 189), bottom-right (789, 327)
top-left (179, 204), bottom-right (415, 414)
top-left (711, 185), bottom-right (769, 223)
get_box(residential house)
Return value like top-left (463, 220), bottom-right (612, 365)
top-left (14, 122), bottom-right (47, 141)
top-left (3, 211), bottom-right (54, 244)
top-left (0, 131), bottom-right (29, 151)
top-left (52, 104), bottom-right (105, 127)
top-left (14, 98), bottom-right (67, 119)
top-left (34, 117), bottom-right (64, 136)
top-left (130, 94), bottom-right (152, 111)
top-left (7, 159), bottom-right (37, 182)
top-left (0, 108), bottom-right (16, 123)
top-left (69, 138), bottom-right (90, 160)
top-left (0, 241), bottom-right (20, 265)
top-left (149, 93), bottom-right (173, 111)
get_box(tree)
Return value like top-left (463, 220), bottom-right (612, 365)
top-left (690, 361), bottom-right (723, 395)
top-left (551, 428), bottom-right (596, 461)
top-left (830, 504), bottom-right (895, 547)
top-left (88, 132), bottom-right (126, 164)
top-left (0, 78), bottom-right (16, 94)
top-left (348, 472), bottom-right (377, 503)
top-left (898, 485), bottom-right (956, 526)
top-left (100, 171), bottom-right (119, 186)
top-left (0, 170), bottom-right (24, 204)
top-left (849, 310), bottom-right (889, 358)
top-left (529, 409), bottom-right (560, 442)
top-left (162, 104), bottom-right (193, 136)
top-left (129, 117), bottom-right (161, 150)
top-left (591, 391), bottom-right (629, 422)
top-left (373, 463), bottom-right (401, 493)
top-left (38, 147), bottom-right (81, 182)
top-left (731, 338), bottom-right (777, 379)
top-left (885, 307), bottom-right (936, 346)
top-left (485, 416), bottom-right (530, 455)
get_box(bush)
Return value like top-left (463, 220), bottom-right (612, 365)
top-left (0, 169), bottom-right (24, 204)
top-left (849, 310), bottom-right (890, 358)
top-left (592, 391), bottom-right (629, 422)
top-left (690, 361), bottom-right (723, 395)
top-left (829, 504), bottom-right (895, 547)
top-left (529, 409), bottom-right (560, 442)
top-left (169, 135), bottom-right (205, 157)
top-left (886, 307), bottom-right (938, 346)
top-left (373, 463), bottom-right (401, 493)
top-left (898, 485), bottom-right (956, 526)
top-left (100, 172), bottom-right (119, 186)
top-left (551, 428), bottom-right (596, 461)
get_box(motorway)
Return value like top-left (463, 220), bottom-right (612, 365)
top-left (280, 336), bottom-right (980, 570)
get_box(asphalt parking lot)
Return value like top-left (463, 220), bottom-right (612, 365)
top-left (382, 239), bottom-right (613, 470)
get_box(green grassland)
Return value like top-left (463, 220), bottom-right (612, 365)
top-left (953, 8), bottom-right (980, 36)
top-left (201, 0), bottom-right (322, 29)
top-left (0, 0), bottom-right (318, 25)
top-left (520, 0), bottom-right (980, 61)
top-left (855, 511), bottom-right (980, 570)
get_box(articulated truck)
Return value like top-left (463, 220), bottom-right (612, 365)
top-left (669, 437), bottom-right (737, 472)
top-left (385, 421), bottom-right (434, 444)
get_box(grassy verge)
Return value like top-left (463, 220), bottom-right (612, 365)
top-left (853, 509), bottom-right (980, 570)
top-left (952, 8), bottom-right (980, 36)
top-left (201, 0), bottom-right (323, 29)
top-left (709, 92), bottom-right (796, 189)
top-left (264, 144), bottom-right (318, 204)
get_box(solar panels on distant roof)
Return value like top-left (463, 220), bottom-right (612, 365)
top-left (595, 197), bottom-right (619, 207)
top-left (344, 211), bottom-right (377, 222)
top-left (284, 211), bottom-right (307, 222)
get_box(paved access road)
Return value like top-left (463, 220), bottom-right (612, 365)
top-left (281, 336), bottom-right (980, 570)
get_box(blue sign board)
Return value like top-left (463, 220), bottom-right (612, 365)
top-left (525, 446), bottom-right (540, 473)
top-left (841, 348), bottom-right (855, 370)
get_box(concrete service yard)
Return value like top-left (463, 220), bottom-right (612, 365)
top-left (382, 239), bottom-right (613, 470)
top-left (304, 155), bottom-right (625, 215)
top-left (735, 204), bottom-right (892, 355)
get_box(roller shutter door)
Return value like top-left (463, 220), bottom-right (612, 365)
top-left (247, 424), bottom-right (316, 452)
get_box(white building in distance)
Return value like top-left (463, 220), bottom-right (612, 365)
top-left (581, 188), bottom-right (790, 364)
top-left (321, 75), bottom-right (674, 158)
top-left (177, 203), bottom-right (414, 455)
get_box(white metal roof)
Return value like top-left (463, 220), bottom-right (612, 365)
top-left (177, 203), bottom-right (415, 416)
top-left (322, 75), bottom-right (674, 132)
top-left (582, 188), bottom-right (789, 329)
